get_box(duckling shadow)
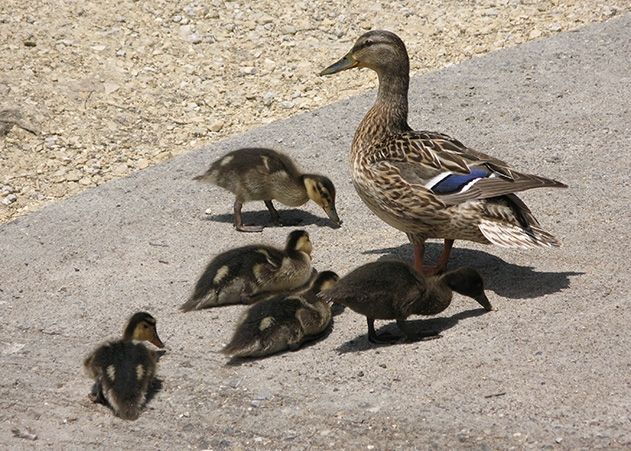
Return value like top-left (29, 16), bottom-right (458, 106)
top-left (363, 243), bottom-right (583, 299)
top-left (204, 209), bottom-right (338, 229)
top-left (335, 308), bottom-right (488, 354)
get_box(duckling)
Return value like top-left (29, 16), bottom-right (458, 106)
top-left (194, 147), bottom-right (341, 232)
top-left (83, 312), bottom-right (164, 420)
top-left (320, 261), bottom-right (494, 344)
top-left (180, 229), bottom-right (315, 311)
top-left (222, 270), bottom-right (339, 358)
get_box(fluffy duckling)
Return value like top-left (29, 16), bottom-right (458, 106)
top-left (222, 270), bottom-right (339, 358)
top-left (194, 147), bottom-right (341, 232)
top-left (181, 230), bottom-right (315, 311)
top-left (83, 312), bottom-right (164, 420)
top-left (320, 261), bottom-right (494, 344)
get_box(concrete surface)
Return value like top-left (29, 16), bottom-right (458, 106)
top-left (1, 14), bottom-right (630, 450)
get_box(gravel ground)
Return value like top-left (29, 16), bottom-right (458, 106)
top-left (1, 14), bottom-right (630, 448)
top-left (0, 0), bottom-right (628, 223)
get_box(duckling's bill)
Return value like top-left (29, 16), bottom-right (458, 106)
top-left (475, 293), bottom-right (495, 312)
top-left (323, 204), bottom-right (342, 227)
top-left (138, 324), bottom-right (165, 349)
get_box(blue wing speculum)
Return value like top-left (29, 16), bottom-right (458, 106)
top-left (427, 167), bottom-right (496, 195)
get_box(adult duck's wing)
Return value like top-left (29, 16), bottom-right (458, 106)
top-left (381, 131), bottom-right (567, 205)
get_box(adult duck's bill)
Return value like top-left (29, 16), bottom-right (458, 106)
top-left (319, 53), bottom-right (358, 76)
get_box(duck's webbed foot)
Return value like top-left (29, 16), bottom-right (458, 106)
top-left (367, 318), bottom-right (402, 344)
top-left (234, 200), bottom-right (265, 232)
top-left (265, 201), bottom-right (303, 227)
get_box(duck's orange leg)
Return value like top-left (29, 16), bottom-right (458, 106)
top-left (412, 239), bottom-right (454, 275)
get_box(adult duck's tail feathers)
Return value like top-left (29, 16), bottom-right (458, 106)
top-left (478, 220), bottom-right (560, 249)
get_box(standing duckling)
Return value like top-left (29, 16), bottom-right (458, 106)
top-left (321, 261), bottom-right (494, 344)
top-left (181, 230), bottom-right (315, 311)
top-left (194, 147), bottom-right (341, 232)
top-left (222, 271), bottom-right (339, 358)
top-left (83, 312), bottom-right (165, 420)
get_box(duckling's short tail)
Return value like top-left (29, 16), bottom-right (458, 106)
top-left (192, 169), bottom-right (218, 183)
top-left (103, 390), bottom-right (142, 421)
top-left (221, 337), bottom-right (264, 358)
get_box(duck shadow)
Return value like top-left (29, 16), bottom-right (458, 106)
top-left (363, 242), bottom-right (583, 299)
top-left (336, 308), bottom-right (489, 354)
top-left (204, 208), bottom-right (339, 229)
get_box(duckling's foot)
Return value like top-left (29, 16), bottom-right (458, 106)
top-left (234, 200), bottom-right (264, 232)
top-left (367, 318), bottom-right (402, 344)
top-left (368, 331), bottom-right (403, 344)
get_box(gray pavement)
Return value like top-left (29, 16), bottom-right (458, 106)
top-left (1, 14), bottom-right (630, 449)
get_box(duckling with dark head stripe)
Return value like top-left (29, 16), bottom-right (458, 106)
top-left (222, 271), bottom-right (339, 358)
top-left (195, 147), bottom-right (341, 232)
top-left (83, 312), bottom-right (164, 420)
top-left (321, 261), bottom-right (494, 344)
top-left (181, 230), bottom-right (315, 311)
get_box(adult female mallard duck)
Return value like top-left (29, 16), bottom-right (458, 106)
top-left (195, 147), bottom-right (341, 232)
top-left (320, 260), bottom-right (493, 344)
top-left (180, 230), bottom-right (315, 311)
top-left (320, 30), bottom-right (567, 274)
top-left (83, 312), bottom-right (164, 420)
top-left (222, 271), bottom-right (339, 358)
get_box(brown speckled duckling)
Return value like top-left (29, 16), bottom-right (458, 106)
top-left (83, 312), bottom-right (164, 420)
top-left (195, 147), bottom-right (341, 232)
top-left (321, 261), bottom-right (494, 344)
top-left (222, 270), bottom-right (339, 358)
top-left (181, 230), bottom-right (315, 311)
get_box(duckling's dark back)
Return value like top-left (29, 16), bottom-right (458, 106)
top-left (87, 341), bottom-right (156, 420)
top-left (322, 260), bottom-right (426, 319)
top-left (207, 148), bottom-right (301, 183)
top-left (222, 296), bottom-right (306, 357)
top-left (185, 244), bottom-right (285, 309)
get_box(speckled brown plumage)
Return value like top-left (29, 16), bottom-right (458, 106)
top-left (320, 30), bottom-right (567, 274)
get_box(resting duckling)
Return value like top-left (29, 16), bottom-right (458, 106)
top-left (320, 261), bottom-right (494, 344)
top-left (181, 230), bottom-right (315, 311)
top-left (83, 312), bottom-right (165, 420)
top-left (195, 147), bottom-right (341, 232)
top-left (320, 31), bottom-right (566, 274)
top-left (222, 270), bottom-right (339, 358)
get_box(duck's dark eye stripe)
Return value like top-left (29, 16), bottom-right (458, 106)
top-left (354, 40), bottom-right (373, 52)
